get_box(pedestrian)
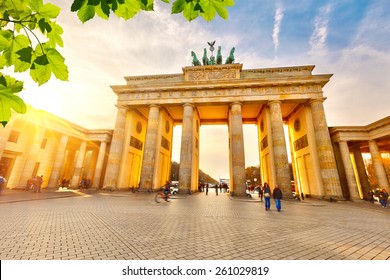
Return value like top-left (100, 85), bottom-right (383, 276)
top-left (379, 188), bottom-right (388, 208)
top-left (79, 178), bottom-right (85, 190)
top-left (0, 174), bottom-right (7, 193)
top-left (85, 178), bottom-right (91, 190)
top-left (273, 184), bottom-right (283, 212)
top-left (258, 183), bottom-right (263, 201)
top-left (215, 184), bottom-right (218, 196)
top-left (263, 182), bottom-right (271, 211)
top-left (205, 183), bottom-right (208, 195)
top-left (368, 190), bottom-right (374, 203)
top-left (26, 177), bottom-right (33, 191)
top-left (36, 175), bottom-right (44, 193)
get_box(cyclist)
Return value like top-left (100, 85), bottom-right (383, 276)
top-left (163, 181), bottom-right (171, 201)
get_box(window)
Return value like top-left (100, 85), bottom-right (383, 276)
top-left (8, 130), bottom-right (20, 143)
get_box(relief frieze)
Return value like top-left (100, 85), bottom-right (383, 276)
top-left (187, 69), bottom-right (238, 81)
top-left (120, 84), bottom-right (320, 103)
top-left (294, 134), bottom-right (308, 152)
top-left (130, 136), bottom-right (143, 151)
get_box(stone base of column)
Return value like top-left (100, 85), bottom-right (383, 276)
top-left (137, 188), bottom-right (153, 193)
top-left (178, 189), bottom-right (192, 195)
top-left (102, 186), bottom-right (118, 191)
top-left (230, 191), bottom-right (250, 197)
top-left (324, 195), bottom-right (346, 202)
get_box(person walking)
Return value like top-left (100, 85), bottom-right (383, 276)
top-left (263, 182), bottom-right (271, 211)
top-left (273, 184), bottom-right (283, 212)
top-left (36, 175), bottom-right (44, 193)
top-left (205, 183), bottom-right (209, 195)
top-left (379, 188), bottom-right (388, 208)
top-left (258, 183), bottom-right (263, 201)
top-left (0, 175), bottom-right (7, 193)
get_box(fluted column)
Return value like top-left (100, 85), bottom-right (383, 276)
top-left (48, 135), bottom-right (69, 187)
top-left (268, 100), bottom-right (291, 197)
top-left (338, 141), bottom-right (360, 200)
top-left (368, 140), bottom-right (390, 192)
top-left (92, 141), bottom-right (108, 188)
top-left (139, 105), bottom-right (160, 192)
top-left (71, 141), bottom-right (87, 187)
top-left (17, 127), bottom-right (46, 188)
top-left (178, 103), bottom-right (194, 193)
top-left (228, 102), bottom-right (246, 196)
top-left (352, 146), bottom-right (371, 200)
top-left (103, 106), bottom-right (127, 189)
top-left (309, 98), bottom-right (343, 199)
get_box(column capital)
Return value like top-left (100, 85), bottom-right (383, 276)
top-left (230, 101), bottom-right (243, 108)
top-left (182, 103), bottom-right (195, 108)
top-left (149, 104), bottom-right (160, 109)
top-left (308, 97), bottom-right (327, 105)
top-left (268, 100), bottom-right (282, 106)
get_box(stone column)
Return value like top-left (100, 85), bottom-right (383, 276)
top-left (17, 127), bottom-right (46, 188)
top-left (309, 98), bottom-right (344, 199)
top-left (103, 106), bottom-right (127, 189)
top-left (71, 141), bottom-right (87, 187)
top-left (352, 145), bottom-right (371, 200)
top-left (139, 105), bottom-right (160, 192)
top-left (368, 140), bottom-right (390, 192)
top-left (338, 141), bottom-right (360, 200)
top-left (268, 100), bottom-right (292, 197)
top-left (228, 102), bottom-right (246, 196)
top-left (48, 135), bottom-right (69, 187)
top-left (179, 103), bottom-right (194, 193)
top-left (92, 141), bottom-right (108, 188)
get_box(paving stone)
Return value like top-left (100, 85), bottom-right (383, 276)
top-left (0, 191), bottom-right (389, 260)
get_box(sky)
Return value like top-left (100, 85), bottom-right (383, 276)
top-left (14, 0), bottom-right (390, 180)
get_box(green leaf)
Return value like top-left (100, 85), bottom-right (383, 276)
top-left (88, 0), bottom-right (101, 6)
top-left (30, 0), bottom-right (43, 13)
top-left (172, 0), bottom-right (186, 14)
top-left (0, 73), bottom-right (26, 125)
top-left (77, 2), bottom-right (96, 23)
top-left (0, 30), bottom-right (12, 51)
top-left (0, 56), bottom-right (6, 69)
top-left (138, 0), bottom-right (154, 11)
top-left (30, 60), bottom-right (51, 85)
top-left (15, 47), bottom-right (33, 67)
top-left (114, 0), bottom-right (141, 20)
top-left (46, 48), bottom-right (68, 81)
top-left (34, 54), bottom-right (49, 66)
top-left (183, 2), bottom-right (199, 21)
top-left (199, 0), bottom-right (217, 22)
top-left (39, 3), bottom-right (61, 18)
top-left (71, 0), bottom-right (87, 12)
top-left (95, 0), bottom-right (110, 19)
top-left (213, 1), bottom-right (228, 20)
top-left (46, 21), bottom-right (64, 47)
top-left (16, 47), bottom-right (33, 63)
top-left (0, 73), bottom-right (23, 94)
top-left (38, 18), bottom-right (52, 33)
top-left (4, 34), bottom-right (31, 70)
top-left (160, 0), bottom-right (170, 3)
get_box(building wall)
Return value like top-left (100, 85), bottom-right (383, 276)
top-left (0, 107), bottom-right (112, 190)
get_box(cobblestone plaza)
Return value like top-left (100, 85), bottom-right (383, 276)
top-left (0, 190), bottom-right (388, 260)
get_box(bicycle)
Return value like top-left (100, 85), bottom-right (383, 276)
top-left (155, 192), bottom-right (171, 203)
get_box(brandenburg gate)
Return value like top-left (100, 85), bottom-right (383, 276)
top-left (103, 61), bottom-right (344, 199)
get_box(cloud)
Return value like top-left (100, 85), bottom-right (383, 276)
top-left (309, 4), bottom-right (332, 56)
top-left (272, 2), bottom-right (284, 54)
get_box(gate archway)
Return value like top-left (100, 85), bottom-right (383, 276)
top-left (103, 63), bottom-right (344, 199)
